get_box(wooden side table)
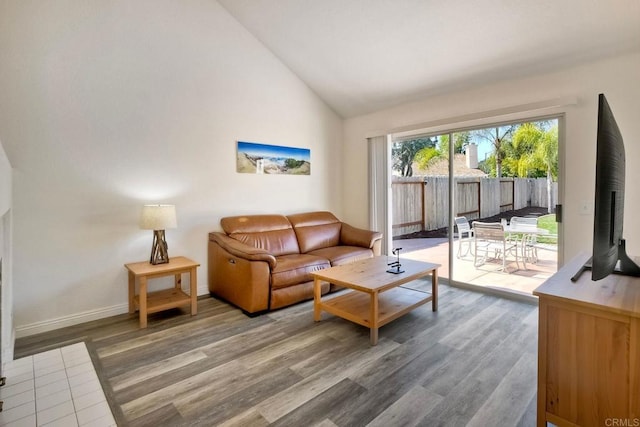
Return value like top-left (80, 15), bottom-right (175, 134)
top-left (124, 256), bottom-right (200, 328)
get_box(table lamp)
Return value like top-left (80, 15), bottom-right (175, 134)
top-left (139, 204), bottom-right (177, 265)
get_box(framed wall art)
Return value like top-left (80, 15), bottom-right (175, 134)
top-left (236, 141), bottom-right (310, 175)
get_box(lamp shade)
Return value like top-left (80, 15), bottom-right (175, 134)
top-left (139, 205), bottom-right (177, 230)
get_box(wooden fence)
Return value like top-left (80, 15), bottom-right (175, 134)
top-left (392, 176), bottom-right (558, 237)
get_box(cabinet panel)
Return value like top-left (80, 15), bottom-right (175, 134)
top-left (545, 304), bottom-right (630, 425)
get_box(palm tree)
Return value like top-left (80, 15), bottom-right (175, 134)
top-left (536, 126), bottom-right (558, 213)
top-left (473, 126), bottom-right (516, 178)
top-left (414, 132), bottom-right (469, 171)
top-left (510, 123), bottom-right (543, 177)
top-left (511, 122), bottom-right (558, 212)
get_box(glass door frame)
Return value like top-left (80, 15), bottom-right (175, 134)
top-left (391, 112), bottom-right (565, 289)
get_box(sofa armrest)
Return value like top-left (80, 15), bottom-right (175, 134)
top-left (340, 223), bottom-right (383, 251)
top-left (208, 238), bottom-right (272, 313)
top-left (209, 232), bottom-right (277, 269)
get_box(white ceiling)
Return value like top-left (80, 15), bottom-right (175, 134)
top-left (218, 0), bottom-right (640, 118)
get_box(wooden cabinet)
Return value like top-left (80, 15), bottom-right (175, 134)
top-left (534, 253), bottom-right (640, 426)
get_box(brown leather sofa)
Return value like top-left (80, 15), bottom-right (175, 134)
top-left (208, 211), bottom-right (383, 314)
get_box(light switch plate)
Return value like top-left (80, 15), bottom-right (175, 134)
top-left (579, 200), bottom-right (593, 215)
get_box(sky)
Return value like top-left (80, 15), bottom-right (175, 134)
top-left (473, 139), bottom-right (493, 161)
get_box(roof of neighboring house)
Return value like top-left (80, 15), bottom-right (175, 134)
top-left (413, 154), bottom-right (488, 177)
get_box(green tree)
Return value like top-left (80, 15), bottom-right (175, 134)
top-left (478, 154), bottom-right (496, 176)
top-left (472, 126), bottom-right (516, 178)
top-left (414, 132), bottom-right (469, 171)
top-left (510, 122), bottom-right (558, 212)
top-left (414, 146), bottom-right (440, 169)
top-left (437, 132), bottom-right (469, 158)
top-left (505, 123), bottom-right (542, 178)
top-left (284, 158), bottom-right (305, 169)
top-left (392, 137), bottom-right (436, 176)
top-left (537, 125), bottom-right (558, 213)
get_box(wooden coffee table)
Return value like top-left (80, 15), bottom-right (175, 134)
top-left (311, 256), bottom-right (440, 345)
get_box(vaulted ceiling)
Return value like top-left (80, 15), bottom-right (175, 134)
top-left (218, 0), bottom-right (640, 118)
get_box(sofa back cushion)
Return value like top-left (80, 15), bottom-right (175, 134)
top-left (287, 211), bottom-right (342, 253)
top-left (221, 215), bottom-right (300, 256)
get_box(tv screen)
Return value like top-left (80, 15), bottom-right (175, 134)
top-left (573, 94), bottom-right (640, 281)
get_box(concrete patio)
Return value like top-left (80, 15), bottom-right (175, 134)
top-left (396, 237), bottom-right (558, 296)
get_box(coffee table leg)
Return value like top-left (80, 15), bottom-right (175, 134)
top-left (432, 269), bottom-right (438, 312)
top-left (370, 292), bottom-right (379, 345)
top-left (313, 277), bottom-right (322, 321)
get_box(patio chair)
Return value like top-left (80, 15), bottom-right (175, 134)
top-left (473, 221), bottom-right (520, 272)
top-left (510, 216), bottom-right (538, 263)
top-left (454, 216), bottom-right (474, 258)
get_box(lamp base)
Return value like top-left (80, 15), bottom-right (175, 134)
top-left (150, 230), bottom-right (170, 265)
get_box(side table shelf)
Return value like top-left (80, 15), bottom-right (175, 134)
top-left (124, 256), bottom-right (200, 328)
top-left (133, 288), bottom-right (191, 314)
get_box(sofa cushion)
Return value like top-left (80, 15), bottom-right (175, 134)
top-left (288, 211), bottom-right (341, 253)
top-left (308, 246), bottom-right (374, 266)
top-left (221, 214), bottom-right (300, 256)
top-left (271, 254), bottom-right (330, 289)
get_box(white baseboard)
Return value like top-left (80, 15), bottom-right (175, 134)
top-left (16, 303), bottom-right (129, 338)
top-left (198, 284), bottom-right (208, 297)
top-left (15, 285), bottom-right (211, 338)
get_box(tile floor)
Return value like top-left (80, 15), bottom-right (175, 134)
top-left (0, 342), bottom-right (115, 427)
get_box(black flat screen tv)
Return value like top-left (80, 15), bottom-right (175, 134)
top-left (572, 93), bottom-right (640, 281)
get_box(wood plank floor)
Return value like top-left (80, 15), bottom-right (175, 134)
top-left (14, 283), bottom-right (539, 426)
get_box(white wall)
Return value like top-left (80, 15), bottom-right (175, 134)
top-left (0, 139), bottom-right (14, 361)
top-left (0, 1), bottom-right (343, 335)
top-left (343, 52), bottom-right (640, 265)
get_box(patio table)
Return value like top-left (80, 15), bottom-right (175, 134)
top-left (504, 224), bottom-right (549, 268)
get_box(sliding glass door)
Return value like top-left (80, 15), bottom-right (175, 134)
top-left (389, 117), bottom-right (562, 296)
top-left (390, 135), bottom-right (451, 276)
